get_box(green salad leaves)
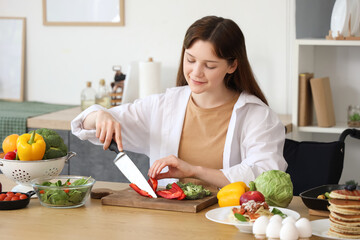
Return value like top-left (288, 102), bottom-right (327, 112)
top-left (38, 177), bottom-right (91, 206)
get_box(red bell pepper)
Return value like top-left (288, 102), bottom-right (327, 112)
top-left (148, 177), bottom-right (158, 192)
top-left (156, 189), bottom-right (182, 199)
top-left (129, 183), bottom-right (153, 198)
top-left (168, 182), bottom-right (186, 200)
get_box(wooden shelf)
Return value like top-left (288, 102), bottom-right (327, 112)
top-left (296, 39), bottom-right (360, 46)
top-left (298, 122), bottom-right (359, 134)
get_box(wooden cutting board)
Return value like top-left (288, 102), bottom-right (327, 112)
top-left (91, 188), bottom-right (218, 213)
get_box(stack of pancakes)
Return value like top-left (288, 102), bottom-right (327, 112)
top-left (327, 189), bottom-right (360, 239)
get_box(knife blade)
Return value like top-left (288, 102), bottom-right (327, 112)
top-left (109, 141), bottom-right (157, 198)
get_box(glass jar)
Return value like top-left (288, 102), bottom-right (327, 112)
top-left (95, 79), bottom-right (111, 108)
top-left (348, 105), bottom-right (360, 127)
top-left (81, 81), bottom-right (96, 111)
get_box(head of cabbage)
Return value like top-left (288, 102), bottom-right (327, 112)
top-left (249, 170), bottom-right (293, 208)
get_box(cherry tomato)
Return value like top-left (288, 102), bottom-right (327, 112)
top-left (63, 189), bottom-right (69, 193)
top-left (19, 194), bottom-right (28, 200)
top-left (6, 192), bottom-right (15, 197)
top-left (0, 193), bottom-right (6, 201)
top-left (15, 192), bottom-right (21, 196)
top-left (4, 196), bottom-right (12, 201)
top-left (11, 196), bottom-right (19, 201)
top-left (39, 190), bottom-right (45, 194)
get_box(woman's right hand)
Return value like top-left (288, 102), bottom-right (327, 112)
top-left (84, 110), bottom-right (123, 151)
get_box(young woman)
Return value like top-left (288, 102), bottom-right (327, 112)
top-left (71, 16), bottom-right (287, 188)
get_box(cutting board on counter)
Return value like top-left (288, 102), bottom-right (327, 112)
top-left (91, 188), bottom-right (218, 213)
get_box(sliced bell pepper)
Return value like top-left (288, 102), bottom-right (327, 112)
top-left (129, 183), bottom-right (153, 198)
top-left (148, 177), bottom-right (158, 192)
top-left (168, 182), bottom-right (186, 200)
top-left (156, 189), bottom-right (182, 199)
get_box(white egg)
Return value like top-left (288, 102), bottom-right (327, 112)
top-left (279, 222), bottom-right (299, 240)
top-left (253, 216), bottom-right (269, 239)
top-left (295, 218), bottom-right (312, 238)
top-left (266, 220), bottom-right (282, 239)
top-left (269, 214), bottom-right (283, 223)
top-left (282, 216), bottom-right (295, 225)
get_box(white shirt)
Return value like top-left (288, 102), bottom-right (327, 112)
top-left (71, 86), bottom-right (287, 186)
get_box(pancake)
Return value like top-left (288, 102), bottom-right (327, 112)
top-left (330, 218), bottom-right (360, 231)
top-left (328, 205), bottom-right (360, 215)
top-left (330, 212), bottom-right (360, 223)
top-left (329, 189), bottom-right (360, 200)
top-left (328, 228), bottom-right (360, 239)
top-left (329, 199), bottom-right (360, 208)
top-left (328, 189), bottom-right (360, 238)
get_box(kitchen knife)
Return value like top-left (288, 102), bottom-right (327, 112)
top-left (109, 141), bottom-right (157, 198)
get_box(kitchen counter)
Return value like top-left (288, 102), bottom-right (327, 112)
top-left (27, 106), bottom-right (293, 133)
top-left (0, 174), bottom-right (326, 239)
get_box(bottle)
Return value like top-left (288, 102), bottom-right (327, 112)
top-left (110, 65), bottom-right (126, 106)
top-left (95, 79), bottom-right (111, 108)
top-left (81, 81), bottom-right (96, 111)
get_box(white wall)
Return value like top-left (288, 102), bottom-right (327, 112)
top-left (0, 0), bottom-right (290, 114)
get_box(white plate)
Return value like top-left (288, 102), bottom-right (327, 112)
top-left (331, 0), bottom-right (350, 37)
top-left (311, 219), bottom-right (360, 240)
top-left (205, 206), bottom-right (300, 233)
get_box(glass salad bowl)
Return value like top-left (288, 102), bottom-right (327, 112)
top-left (31, 175), bottom-right (95, 208)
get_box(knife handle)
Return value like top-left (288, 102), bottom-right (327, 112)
top-left (109, 140), bottom-right (120, 154)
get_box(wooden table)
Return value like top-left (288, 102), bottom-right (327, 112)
top-left (0, 175), bottom-right (326, 239)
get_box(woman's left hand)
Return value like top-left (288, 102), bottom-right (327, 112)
top-left (148, 155), bottom-right (196, 180)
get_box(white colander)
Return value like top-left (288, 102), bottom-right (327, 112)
top-left (0, 152), bottom-right (76, 193)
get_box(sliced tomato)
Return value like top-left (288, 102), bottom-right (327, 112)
top-left (232, 207), bottom-right (245, 215)
top-left (248, 213), bottom-right (261, 220)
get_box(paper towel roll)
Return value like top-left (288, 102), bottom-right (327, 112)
top-left (139, 59), bottom-right (161, 98)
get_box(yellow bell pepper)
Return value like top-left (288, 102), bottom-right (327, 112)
top-left (217, 182), bottom-right (249, 207)
top-left (17, 131), bottom-right (46, 161)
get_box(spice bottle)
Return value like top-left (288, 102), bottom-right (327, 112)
top-left (95, 79), bottom-right (111, 108)
top-left (110, 65), bottom-right (126, 106)
top-left (80, 81), bottom-right (96, 111)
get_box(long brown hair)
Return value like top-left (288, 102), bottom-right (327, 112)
top-left (176, 16), bottom-right (268, 105)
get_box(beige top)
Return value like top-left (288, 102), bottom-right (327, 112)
top-left (178, 94), bottom-right (239, 170)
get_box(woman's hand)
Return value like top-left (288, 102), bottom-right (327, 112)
top-left (148, 155), bottom-right (231, 188)
top-left (83, 110), bottom-right (123, 151)
top-left (148, 155), bottom-right (196, 180)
